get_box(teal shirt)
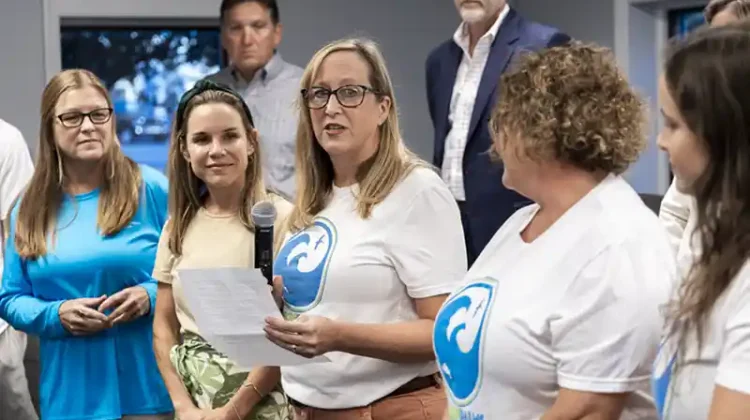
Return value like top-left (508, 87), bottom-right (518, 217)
top-left (0, 165), bottom-right (173, 420)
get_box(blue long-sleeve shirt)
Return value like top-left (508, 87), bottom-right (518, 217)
top-left (0, 164), bottom-right (173, 420)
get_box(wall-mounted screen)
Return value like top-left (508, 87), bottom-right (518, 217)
top-left (668, 7), bottom-right (705, 38)
top-left (60, 20), bottom-right (224, 172)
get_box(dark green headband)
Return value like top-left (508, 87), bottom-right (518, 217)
top-left (174, 79), bottom-right (255, 131)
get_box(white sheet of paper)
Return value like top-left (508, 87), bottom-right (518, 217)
top-left (178, 267), bottom-right (330, 368)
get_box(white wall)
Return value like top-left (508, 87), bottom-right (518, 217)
top-left (0, 0), bottom-right (45, 155)
top-left (514, 0), bottom-right (615, 47)
top-left (514, 0), bottom-right (708, 195)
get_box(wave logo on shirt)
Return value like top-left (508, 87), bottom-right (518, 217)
top-left (652, 334), bottom-right (678, 419)
top-left (433, 278), bottom-right (497, 407)
top-left (273, 217), bottom-right (337, 312)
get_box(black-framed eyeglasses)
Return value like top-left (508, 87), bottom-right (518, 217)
top-left (57, 107), bottom-right (113, 128)
top-left (301, 85), bottom-right (380, 109)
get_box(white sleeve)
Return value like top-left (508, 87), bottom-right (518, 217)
top-left (716, 270), bottom-right (750, 394)
top-left (0, 123), bottom-right (34, 219)
top-left (659, 180), bottom-right (693, 256)
top-left (551, 244), bottom-right (667, 393)
top-left (385, 180), bottom-right (467, 299)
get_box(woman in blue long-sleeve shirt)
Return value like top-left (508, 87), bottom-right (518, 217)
top-left (0, 69), bottom-right (173, 420)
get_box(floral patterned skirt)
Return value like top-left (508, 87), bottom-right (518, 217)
top-left (170, 331), bottom-right (291, 420)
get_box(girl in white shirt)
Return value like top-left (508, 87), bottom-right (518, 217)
top-left (433, 42), bottom-right (677, 419)
top-left (263, 38), bottom-right (467, 420)
top-left (652, 22), bottom-right (750, 420)
top-left (658, 0), bottom-right (750, 257)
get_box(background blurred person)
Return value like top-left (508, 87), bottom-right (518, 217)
top-left (433, 42), bottom-right (676, 419)
top-left (425, 0), bottom-right (570, 266)
top-left (152, 80), bottom-right (291, 420)
top-left (0, 118), bottom-right (37, 419)
top-left (0, 69), bottom-right (172, 420)
top-left (659, 0), bottom-right (750, 255)
top-left (265, 38), bottom-right (467, 420)
top-left (652, 22), bottom-right (750, 420)
top-left (206, 0), bottom-right (302, 200)
top-left (706, 0), bottom-right (750, 25)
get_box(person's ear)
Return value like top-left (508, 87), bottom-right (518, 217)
top-left (378, 96), bottom-right (391, 126)
top-left (248, 128), bottom-right (259, 156)
top-left (180, 138), bottom-right (190, 161)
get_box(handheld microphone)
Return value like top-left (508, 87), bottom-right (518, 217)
top-left (251, 201), bottom-right (277, 285)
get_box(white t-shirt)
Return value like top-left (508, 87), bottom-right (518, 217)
top-left (658, 179), bottom-right (695, 257)
top-left (433, 174), bottom-right (677, 419)
top-left (652, 224), bottom-right (750, 419)
top-left (273, 166), bottom-right (467, 409)
top-left (0, 119), bottom-right (34, 334)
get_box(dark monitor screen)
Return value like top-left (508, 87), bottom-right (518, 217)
top-left (668, 7), bottom-right (706, 38)
top-left (60, 21), bottom-right (224, 173)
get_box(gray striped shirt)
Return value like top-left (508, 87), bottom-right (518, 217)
top-left (205, 53), bottom-right (303, 200)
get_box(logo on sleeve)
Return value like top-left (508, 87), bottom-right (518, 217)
top-left (433, 278), bottom-right (497, 408)
top-left (273, 217), bottom-right (337, 312)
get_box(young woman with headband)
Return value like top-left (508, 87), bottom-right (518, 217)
top-left (152, 80), bottom-right (292, 420)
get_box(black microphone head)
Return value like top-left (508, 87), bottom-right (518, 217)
top-left (251, 200), bottom-right (277, 228)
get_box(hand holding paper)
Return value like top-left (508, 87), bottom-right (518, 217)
top-left (263, 275), bottom-right (342, 358)
top-left (178, 267), bottom-right (330, 368)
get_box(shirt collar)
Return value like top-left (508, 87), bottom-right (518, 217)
top-left (453, 4), bottom-right (510, 53)
top-left (231, 52), bottom-right (285, 86)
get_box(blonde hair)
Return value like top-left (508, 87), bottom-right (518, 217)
top-left (166, 88), bottom-right (267, 256)
top-left (287, 38), bottom-right (425, 232)
top-left (15, 69), bottom-right (141, 259)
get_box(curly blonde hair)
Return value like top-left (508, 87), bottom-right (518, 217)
top-left (490, 42), bottom-right (646, 174)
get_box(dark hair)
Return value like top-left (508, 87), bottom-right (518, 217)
top-left (220, 0), bottom-right (279, 25)
top-left (704, 0), bottom-right (750, 23)
top-left (175, 79), bottom-right (254, 131)
top-left (664, 23), bottom-right (750, 354)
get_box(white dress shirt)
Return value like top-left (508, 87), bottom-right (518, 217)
top-left (0, 119), bottom-right (34, 334)
top-left (442, 5), bottom-right (509, 201)
top-left (658, 179), bottom-right (695, 256)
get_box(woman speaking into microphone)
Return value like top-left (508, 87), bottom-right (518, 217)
top-left (264, 38), bottom-right (467, 420)
top-left (151, 80), bottom-right (292, 420)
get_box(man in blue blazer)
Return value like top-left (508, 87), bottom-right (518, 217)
top-left (426, 0), bottom-right (570, 265)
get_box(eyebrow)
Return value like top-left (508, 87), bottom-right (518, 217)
top-left (313, 78), bottom-right (362, 88)
top-left (57, 106), bottom-right (108, 114)
top-left (190, 127), bottom-right (241, 137)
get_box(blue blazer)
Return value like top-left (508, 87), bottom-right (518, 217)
top-left (426, 8), bottom-right (570, 258)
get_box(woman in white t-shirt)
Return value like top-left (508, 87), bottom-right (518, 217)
top-left (652, 23), bottom-right (750, 420)
top-left (263, 38), bottom-right (467, 419)
top-left (432, 42), bottom-right (678, 419)
top-left (658, 0), bottom-right (749, 256)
